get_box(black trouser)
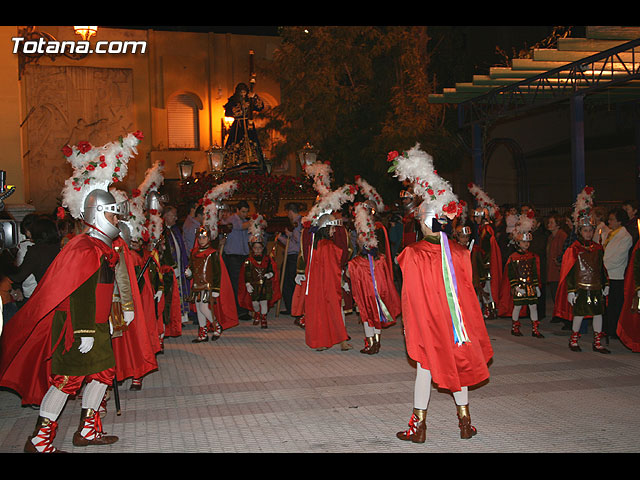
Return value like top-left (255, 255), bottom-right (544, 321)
top-left (605, 279), bottom-right (625, 338)
top-left (222, 253), bottom-right (249, 317)
top-left (281, 253), bottom-right (298, 313)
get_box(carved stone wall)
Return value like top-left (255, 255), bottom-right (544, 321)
top-left (22, 65), bottom-right (134, 214)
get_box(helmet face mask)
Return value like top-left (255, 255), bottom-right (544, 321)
top-left (82, 189), bottom-right (126, 245)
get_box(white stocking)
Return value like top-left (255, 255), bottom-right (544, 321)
top-left (414, 363), bottom-right (432, 410)
top-left (363, 323), bottom-right (375, 338)
top-left (39, 386), bottom-right (69, 421)
top-left (592, 314), bottom-right (603, 333)
top-left (453, 387), bottom-right (469, 406)
top-left (572, 316), bottom-right (584, 332)
top-left (196, 300), bottom-right (212, 327)
top-left (529, 304), bottom-right (538, 322)
top-left (252, 301), bottom-right (260, 313)
top-left (260, 300), bottom-right (268, 315)
top-left (82, 381), bottom-right (108, 411)
top-left (512, 305), bottom-right (522, 322)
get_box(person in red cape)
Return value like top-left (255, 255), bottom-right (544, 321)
top-left (303, 213), bottom-right (352, 351)
top-left (389, 145), bottom-right (493, 444)
top-left (0, 190), bottom-right (128, 453)
top-left (238, 234), bottom-right (281, 329)
top-left (497, 214), bottom-right (544, 338)
top-left (186, 226), bottom-right (238, 343)
top-left (348, 203), bottom-right (401, 354)
top-left (331, 214), bottom-right (355, 314)
top-left (291, 222), bottom-right (314, 328)
top-left (553, 211), bottom-right (610, 353)
top-left (617, 240), bottom-right (640, 352)
top-left (156, 235), bottom-right (183, 342)
top-left (471, 209), bottom-right (503, 320)
top-left (111, 233), bottom-right (161, 392)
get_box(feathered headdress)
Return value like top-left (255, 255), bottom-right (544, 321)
top-left (513, 210), bottom-right (536, 242)
top-left (353, 201), bottom-right (378, 251)
top-left (355, 176), bottom-right (384, 214)
top-left (303, 183), bottom-right (357, 227)
top-left (572, 185), bottom-right (595, 229)
top-left (201, 180), bottom-right (238, 239)
top-left (129, 159), bottom-right (166, 243)
top-left (304, 161), bottom-right (333, 197)
top-left (387, 144), bottom-right (464, 220)
top-left (248, 213), bottom-right (268, 244)
top-left (60, 131), bottom-right (144, 219)
top-left (467, 182), bottom-right (499, 219)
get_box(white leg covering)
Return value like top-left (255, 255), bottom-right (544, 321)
top-left (453, 387), bottom-right (469, 406)
top-left (196, 300), bottom-right (212, 327)
top-left (363, 323), bottom-right (375, 338)
top-left (82, 381), bottom-right (108, 411)
top-left (529, 304), bottom-right (538, 321)
top-left (414, 363), bottom-right (432, 411)
top-left (252, 301), bottom-right (260, 313)
top-left (572, 316), bottom-right (584, 332)
top-left (260, 300), bottom-right (268, 315)
top-left (512, 305), bottom-right (522, 321)
top-left (39, 386), bottom-right (69, 421)
top-left (592, 314), bottom-right (603, 333)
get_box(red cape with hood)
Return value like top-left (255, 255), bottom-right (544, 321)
top-left (304, 239), bottom-right (349, 349)
top-left (111, 240), bottom-right (160, 381)
top-left (497, 250), bottom-right (541, 318)
top-left (0, 234), bottom-right (117, 406)
top-left (398, 237), bottom-right (493, 393)
top-left (617, 241), bottom-right (640, 352)
top-left (553, 239), bottom-right (604, 321)
top-left (238, 254), bottom-right (282, 311)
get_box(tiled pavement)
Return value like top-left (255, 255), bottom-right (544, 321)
top-left (1, 307), bottom-right (639, 454)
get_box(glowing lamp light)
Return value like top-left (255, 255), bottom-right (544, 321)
top-left (74, 26), bottom-right (98, 41)
top-left (178, 156), bottom-right (194, 181)
top-left (297, 142), bottom-right (319, 169)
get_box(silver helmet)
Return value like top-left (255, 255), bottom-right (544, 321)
top-left (82, 189), bottom-right (128, 246)
top-left (315, 212), bottom-right (342, 229)
top-left (118, 220), bottom-right (133, 247)
top-left (145, 190), bottom-right (168, 214)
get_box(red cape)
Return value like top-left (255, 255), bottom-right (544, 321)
top-left (333, 225), bottom-right (354, 310)
top-left (111, 241), bottom-right (160, 381)
top-left (0, 235), bottom-right (116, 406)
top-left (497, 250), bottom-right (541, 318)
top-left (398, 238), bottom-right (493, 393)
top-left (617, 242), bottom-right (640, 352)
top-left (348, 253), bottom-right (401, 329)
top-left (304, 239), bottom-right (349, 349)
top-left (238, 255), bottom-right (282, 311)
top-left (553, 240), bottom-right (603, 321)
top-left (472, 224), bottom-right (503, 305)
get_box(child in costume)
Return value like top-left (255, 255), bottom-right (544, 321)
top-left (187, 181), bottom-right (239, 343)
top-left (501, 212), bottom-right (543, 338)
top-left (238, 214), bottom-right (281, 328)
top-left (389, 145), bottom-right (493, 444)
top-left (347, 201), bottom-right (401, 354)
top-left (554, 186), bottom-right (610, 353)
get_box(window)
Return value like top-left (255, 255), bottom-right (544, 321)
top-left (167, 93), bottom-right (200, 149)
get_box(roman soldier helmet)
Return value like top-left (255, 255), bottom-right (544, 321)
top-left (573, 186), bottom-right (596, 230)
top-left (468, 183), bottom-right (499, 221)
top-left (61, 131), bottom-right (143, 247)
top-left (304, 183), bottom-right (357, 230)
top-left (355, 176), bottom-right (384, 216)
top-left (201, 180), bottom-right (239, 240)
top-left (513, 211), bottom-right (535, 242)
top-left (248, 213), bottom-right (268, 246)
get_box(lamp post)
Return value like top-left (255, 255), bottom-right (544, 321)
top-left (297, 142), bottom-right (319, 169)
top-left (206, 144), bottom-right (224, 172)
top-left (178, 156), bottom-right (194, 183)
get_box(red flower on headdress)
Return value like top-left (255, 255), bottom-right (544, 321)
top-left (387, 151), bottom-right (399, 162)
top-left (467, 182), bottom-right (474, 189)
top-left (443, 201), bottom-right (459, 215)
top-left (527, 209), bottom-right (536, 219)
top-left (584, 186), bottom-right (594, 195)
top-left (132, 189), bottom-right (141, 198)
top-left (77, 141), bottom-right (92, 154)
top-left (133, 130), bottom-right (144, 140)
top-left (56, 207), bottom-right (65, 220)
top-left (141, 230), bottom-right (150, 242)
top-left (62, 145), bottom-right (73, 157)
top-left (86, 164), bottom-right (96, 171)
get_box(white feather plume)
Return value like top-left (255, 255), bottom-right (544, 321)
top-left (202, 180), bottom-right (239, 239)
top-left (355, 176), bottom-right (384, 213)
top-left (303, 184), bottom-right (357, 225)
top-left (467, 182), bottom-right (499, 218)
top-left (304, 162), bottom-right (333, 197)
top-left (353, 202), bottom-right (378, 251)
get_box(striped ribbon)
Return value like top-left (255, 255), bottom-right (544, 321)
top-left (367, 253), bottom-right (393, 324)
top-left (440, 232), bottom-right (470, 345)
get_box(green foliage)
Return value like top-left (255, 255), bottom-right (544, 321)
top-left (260, 26), bottom-right (466, 204)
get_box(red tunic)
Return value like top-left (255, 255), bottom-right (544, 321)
top-left (617, 242), bottom-right (640, 352)
top-left (0, 235), bottom-right (117, 406)
top-left (238, 254), bottom-right (282, 311)
top-left (111, 242), bottom-right (160, 381)
top-left (348, 253), bottom-right (401, 329)
top-left (304, 239), bottom-right (349, 349)
top-left (397, 237), bottom-right (493, 393)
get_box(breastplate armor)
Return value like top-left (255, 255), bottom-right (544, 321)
top-left (191, 254), bottom-right (212, 291)
top-left (576, 249), bottom-right (602, 290)
top-left (513, 256), bottom-right (536, 297)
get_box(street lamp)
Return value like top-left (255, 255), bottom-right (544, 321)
top-left (297, 142), bottom-right (319, 169)
top-left (206, 144), bottom-right (224, 172)
top-left (178, 156), bottom-right (194, 182)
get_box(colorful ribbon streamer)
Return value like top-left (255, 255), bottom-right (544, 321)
top-left (440, 232), bottom-right (470, 345)
top-left (367, 253), bottom-right (393, 324)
